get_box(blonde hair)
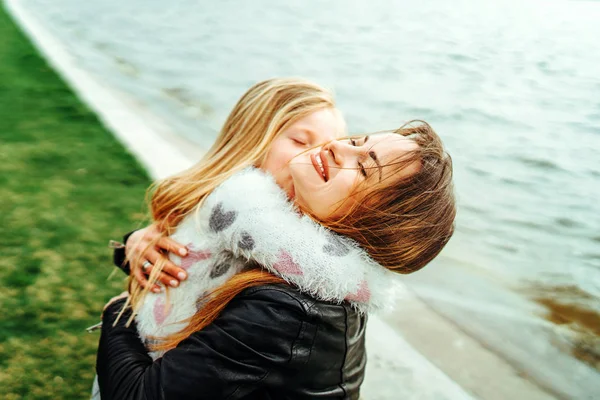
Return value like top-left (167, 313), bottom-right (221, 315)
top-left (125, 78), bottom-right (340, 318)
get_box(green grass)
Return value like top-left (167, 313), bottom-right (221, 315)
top-left (0, 5), bottom-right (152, 399)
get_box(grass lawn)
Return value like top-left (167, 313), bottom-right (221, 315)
top-left (0, 4), bottom-right (152, 399)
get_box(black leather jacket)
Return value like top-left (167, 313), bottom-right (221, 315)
top-left (97, 283), bottom-right (367, 399)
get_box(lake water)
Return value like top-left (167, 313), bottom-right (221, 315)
top-left (20, 0), bottom-right (600, 397)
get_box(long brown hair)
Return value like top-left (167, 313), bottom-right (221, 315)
top-left (326, 121), bottom-right (456, 274)
top-left (151, 120), bottom-right (456, 351)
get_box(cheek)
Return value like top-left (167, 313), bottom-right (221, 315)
top-left (333, 173), bottom-right (359, 197)
top-left (270, 145), bottom-right (299, 170)
top-left (317, 179), bottom-right (355, 209)
top-left (262, 148), bottom-right (286, 174)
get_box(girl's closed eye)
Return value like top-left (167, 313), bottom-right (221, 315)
top-left (292, 134), bottom-right (308, 146)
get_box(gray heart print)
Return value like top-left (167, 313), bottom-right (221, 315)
top-left (210, 262), bottom-right (231, 279)
top-left (323, 234), bottom-right (350, 257)
top-left (238, 231), bottom-right (255, 251)
top-left (209, 202), bottom-right (237, 232)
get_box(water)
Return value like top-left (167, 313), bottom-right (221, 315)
top-left (20, 0), bottom-right (600, 396)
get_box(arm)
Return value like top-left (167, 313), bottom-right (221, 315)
top-left (97, 287), bottom-right (314, 400)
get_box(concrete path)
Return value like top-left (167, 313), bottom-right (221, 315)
top-left (6, 1), bottom-right (489, 398)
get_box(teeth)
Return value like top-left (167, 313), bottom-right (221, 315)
top-left (316, 154), bottom-right (326, 180)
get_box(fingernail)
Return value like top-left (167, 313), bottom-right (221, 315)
top-left (177, 272), bottom-right (187, 280)
top-left (152, 287), bottom-right (161, 293)
top-left (170, 280), bottom-right (179, 287)
top-left (179, 248), bottom-right (188, 256)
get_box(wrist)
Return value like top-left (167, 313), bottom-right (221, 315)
top-left (112, 230), bottom-right (136, 274)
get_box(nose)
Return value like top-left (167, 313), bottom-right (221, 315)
top-left (323, 139), bottom-right (361, 166)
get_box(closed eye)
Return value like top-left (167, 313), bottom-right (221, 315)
top-left (350, 139), bottom-right (368, 177)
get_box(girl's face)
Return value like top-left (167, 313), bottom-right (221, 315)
top-left (289, 133), bottom-right (420, 220)
top-left (260, 108), bottom-right (344, 199)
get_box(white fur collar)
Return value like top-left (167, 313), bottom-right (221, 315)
top-left (188, 167), bottom-right (401, 313)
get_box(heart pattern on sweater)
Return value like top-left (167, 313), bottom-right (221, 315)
top-left (344, 280), bottom-right (371, 303)
top-left (273, 250), bottom-right (303, 275)
top-left (209, 203), bottom-right (237, 232)
top-left (210, 261), bottom-right (231, 279)
top-left (238, 231), bottom-right (255, 250)
top-left (180, 245), bottom-right (212, 270)
top-left (153, 297), bottom-right (171, 325)
top-left (323, 234), bottom-right (350, 257)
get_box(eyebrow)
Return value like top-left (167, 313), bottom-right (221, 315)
top-left (298, 128), bottom-right (313, 137)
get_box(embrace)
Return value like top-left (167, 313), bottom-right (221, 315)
top-left (94, 78), bottom-right (456, 399)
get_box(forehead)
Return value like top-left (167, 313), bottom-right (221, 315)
top-left (290, 108), bottom-right (345, 140)
top-left (369, 133), bottom-right (421, 180)
top-left (369, 133), bottom-right (419, 159)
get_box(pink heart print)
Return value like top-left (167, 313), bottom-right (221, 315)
top-left (180, 244), bottom-right (212, 270)
top-left (273, 250), bottom-right (304, 275)
top-left (153, 297), bottom-right (171, 325)
top-left (345, 280), bottom-right (371, 303)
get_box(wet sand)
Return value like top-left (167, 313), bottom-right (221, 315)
top-left (530, 285), bottom-right (600, 371)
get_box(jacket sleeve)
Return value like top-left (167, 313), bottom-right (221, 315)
top-left (96, 288), bottom-right (314, 400)
top-left (112, 231), bottom-right (136, 275)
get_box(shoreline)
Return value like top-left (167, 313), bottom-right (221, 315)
top-left (3, 1), bottom-right (559, 398)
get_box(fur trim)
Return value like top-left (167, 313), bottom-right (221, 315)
top-left (135, 168), bottom-right (403, 359)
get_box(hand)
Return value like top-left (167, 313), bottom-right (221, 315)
top-left (126, 224), bottom-right (189, 292)
top-left (103, 291), bottom-right (129, 315)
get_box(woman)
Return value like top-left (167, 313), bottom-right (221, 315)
top-left (97, 79), bottom-right (455, 399)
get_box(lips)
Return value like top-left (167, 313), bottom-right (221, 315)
top-left (310, 152), bottom-right (329, 182)
top-left (319, 150), bottom-right (330, 181)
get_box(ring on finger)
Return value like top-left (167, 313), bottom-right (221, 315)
top-left (142, 260), bottom-right (153, 272)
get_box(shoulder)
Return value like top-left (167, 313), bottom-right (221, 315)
top-left (228, 284), bottom-right (367, 392)
top-left (215, 284), bottom-right (322, 339)
top-left (179, 284), bottom-right (326, 368)
top-left (202, 282), bottom-right (365, 345)
top-left (236, 283), bottom-right (321, 315)
top-left (229, 283), bottom-right (362, 339)
top-left (235, 283), bottom-right (358, 320)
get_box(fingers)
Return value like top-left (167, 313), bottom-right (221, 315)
top-left (157, 237), bottom-right (188, 257)
top-left (133, 247), bottom-right (163, 274)
top-left (133, 266), bottom-right (161, 293)
top-left (158, 258), bottom-right (188, 283)
top-left (126, 224), bottom-right (162, 262)
top-left (147, 244), bottom-right (188, 282)
top-left (126, 224), bottom-right (188, 291)
top-left (145, 253), bottom-right (182, 288)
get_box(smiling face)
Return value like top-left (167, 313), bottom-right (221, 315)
top-left (260, 107), bottom-right (345, 199)
top-left (289, 133), bottom-right (421, 220)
